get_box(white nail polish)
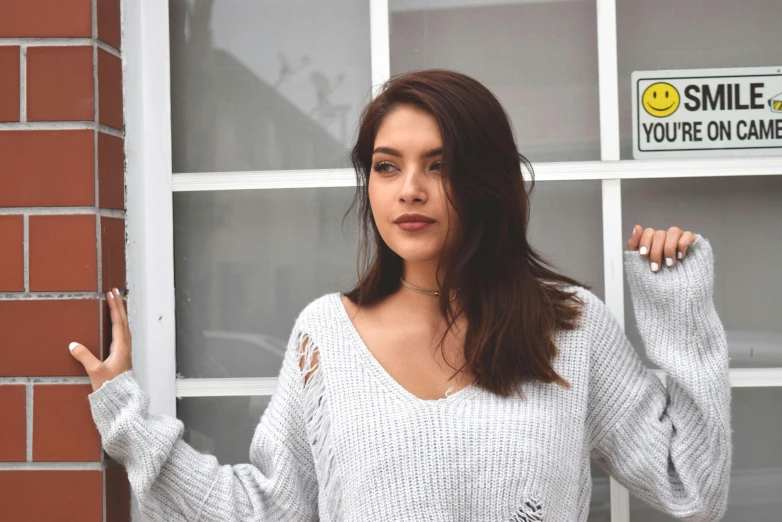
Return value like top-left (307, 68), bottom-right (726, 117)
top-left (69, 342), bottom-right (79, 351)
top-left (640, 246), bottom-right (648, 255)
top-left (108, 291), bottom-right (114, 299)
top-left (631, 227), bottom-right (636, 235)
top-left (666, 258), bottom-right (673, 267)
top-left (678, 251), bottom-right (683, 260)
top-left (651, 262), bottom-right (659, 272)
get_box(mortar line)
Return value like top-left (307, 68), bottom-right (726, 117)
top-left (95, 36), bottom-right (102, 298)
top-left (0, 292), bottom-right (106, 300)
top-left (0, 121), bottom-right (96, 131)
top-left (0, 462), bottom-right (105, 470)
top-left (0, 38), bottom-right (93, 46)
top-left (19, 45), bottom-right (26, 122)
top-left (0, 207), bottom-right (125, 217)
top-left (96, 40), bottom-right (120, 58)
top-left (1, 377), bottom-right (92, 384)
top-left (97, 123), bottom-right (124, 137)
top-left (26, 384), bottom-right (33, 461)
top-left (23, 213), bottom-right (29, 292)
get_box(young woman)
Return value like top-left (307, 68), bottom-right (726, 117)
top-left (71, 70), bottom-right (731, 521)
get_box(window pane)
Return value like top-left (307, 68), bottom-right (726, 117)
top-left (622, 176), bottom-right (782, 368)
top-left (390, 0), bottom-right (600, 163)
top-left (178, 395), bottom-right (271, 465)
top-left (617, 0), bottom-right (782, 159)
top-left (629, 387), bottom-right (782, 521)
top-left (527, 181), bottom-right (605, 301)
top-left (174, 188), bottom-right (359, 378)
top-left (168, 0), bottom-right (371, 173)
top-left (173, 181), bottom-right (602, 378)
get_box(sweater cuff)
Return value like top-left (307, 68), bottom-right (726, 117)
top-left (623, 233), bottom-right (715, 312)
top-left (88, 370), bottom-right (148, 441)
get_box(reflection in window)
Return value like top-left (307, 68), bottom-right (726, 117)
top-left (169, 0), bottom-right (372, 172)
top-left (390, 0), bottom-right (600, 163)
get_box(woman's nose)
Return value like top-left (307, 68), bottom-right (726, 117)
top-left (398, 169), bottom-right (428, 203)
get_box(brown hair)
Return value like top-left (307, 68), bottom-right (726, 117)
top-left (343, 69), bottom-right (588, 398)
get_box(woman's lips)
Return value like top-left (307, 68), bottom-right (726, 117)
top-left (396, 221), bottom-right (434, 232)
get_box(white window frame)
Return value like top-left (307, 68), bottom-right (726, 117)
top-left (124, 1), bottom-right (782, 521)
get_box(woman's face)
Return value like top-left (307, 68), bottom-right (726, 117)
top-left (369, 104), bottom-right (458, 265)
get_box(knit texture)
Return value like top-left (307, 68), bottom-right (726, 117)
top-left (88, 234), bottom-right (732, 521)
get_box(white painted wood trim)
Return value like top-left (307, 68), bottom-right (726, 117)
top-left (176, 378), bottom-right (278, 397)
top-left (124, 0), bottom-right (176, 418)
top-left (596, 0), bottom-right (620, 162)
top-left (651, 368), bottom-right (782, 387)
top-left (370, 0), bottom-right (391, 97)
top-left (601, 179), bottom-right (625, 326)
top-left (171, 157), bottom-right (782, 192)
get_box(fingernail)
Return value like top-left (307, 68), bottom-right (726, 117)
top-left (113, 288), bottom-right (120, 296)
top-left (69, 342), bottom-right (79, 352)
top-left (651, 262), bottom-right (659, 272)
top-left (666, 258), bottom-right (673, 267)
top-left (678, 251), bottom-right (683, 260)
top-left (640, 246), bottom-right (648, 255)
top-left (108, 290), bottom-right (114, 300)
top-left (631, 226), bottom-right (636, 235)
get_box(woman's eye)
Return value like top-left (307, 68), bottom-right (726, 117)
top-left (373, 161), bottom-right (397, 174)
top-left (430, 161), bottom-right (443, 171)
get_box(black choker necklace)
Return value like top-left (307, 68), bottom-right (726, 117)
top-left (399, 277), bottom-right (459, 302)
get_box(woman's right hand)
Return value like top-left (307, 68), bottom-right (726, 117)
top-left (70, 288), bottom-right (133, 392)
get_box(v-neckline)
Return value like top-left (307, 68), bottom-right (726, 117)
top-left (331, 293), bottom-right (479, 405)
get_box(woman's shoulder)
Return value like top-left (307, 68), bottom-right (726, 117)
top-left (291, 291), bottom-right (344, 332)
top-left (539, 279), bottom-right (600, 308)
top-left (539, 279), bottom-right (612, 334)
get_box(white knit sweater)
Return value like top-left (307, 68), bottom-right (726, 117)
top-left (88, 234), bottom-right (732, 521)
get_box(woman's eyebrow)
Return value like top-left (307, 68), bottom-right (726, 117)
top-left (372, 146), bottom-right (443, 158)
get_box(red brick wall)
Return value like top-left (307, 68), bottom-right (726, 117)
top-left (0, 1), bottom-right (130, 520)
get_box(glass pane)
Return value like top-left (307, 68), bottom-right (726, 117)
top-left (622, 176), bottom-right (782, 368)
top-left (389, 0), bottom-right (600, 163)
top-left (174, 181), bottom-right (602, 378)
top-left (174, 188), bottom-right (359, 378)
top-left (589, 461), bottom-right (611, 522)
top-left (528, 181), bottom-right (605, 301)
top-left (169, 0), bottom-right (371, 173)
top-left (617, 0), bottom-right (782, 159)
top-left (178, 395), bottom-right (271, 465)
top-left (630, 387), bottom-right (782, 521)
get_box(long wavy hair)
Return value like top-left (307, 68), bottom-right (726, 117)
top-left (342, 69), bottom-right (589, 398)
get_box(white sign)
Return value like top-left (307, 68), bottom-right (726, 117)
top-left (631, 66), bottom-right (782, 159)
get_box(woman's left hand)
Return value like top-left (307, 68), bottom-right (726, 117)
top-left (628, 225), bottom-right (697, 272)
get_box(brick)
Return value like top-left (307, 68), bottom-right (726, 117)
top-left (34, 384), bottom-right (100, 461)
top-left (98, 132), bottom-right (125, 209)
top-left (101, 217), bottom-right (125, 292)
top-left (0, 300), bottom-right (99, 377)
top-left (0, 46), bottom-right (20, 121)
top-left (0, 0), bottom-right (91, 38)
top-left (0, 470), bottom-right (102, 521)
top-left (0, 130), bottom-right (94, 207)
top-left (29, 214), bottom-right (97, 291)
top-left (98, 49), bottom-right (122, 129)
top-left (106, 466), bottom-right (131, 522)
top-left (0, 215), bottom-right (24, 291)
top-left (27, 46), bottom-right (94, 121)
top-left (0, 386), bottom-right (26, 462)
top-left (98, 0), bottom-right (121, 50)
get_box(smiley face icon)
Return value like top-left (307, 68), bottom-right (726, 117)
top-left (642, 82), bottom-right (680, 117)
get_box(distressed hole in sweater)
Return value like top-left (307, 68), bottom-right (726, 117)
top-left (508, 496), bottom-right (544, 521)
top-left (298, 331), bottom-right (343, 521)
